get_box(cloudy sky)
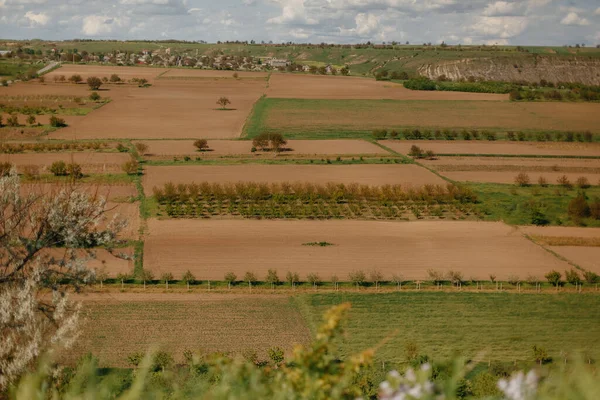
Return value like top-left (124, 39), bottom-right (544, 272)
top-left (1, 0), bottom-right (599, 46)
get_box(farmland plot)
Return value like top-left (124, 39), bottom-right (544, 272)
top-left (384, 141), bottom-right (600, 156)
top-left (144, 219), bottom-right (569, 280)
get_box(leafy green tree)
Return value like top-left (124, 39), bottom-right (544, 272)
top-left (26, 115), bottom-right (36, 126)
top-left (565, 269), bottom-right (581, 285)
top-left (268, 347), bottom-right (285, 368)
top-left (349, 270), bottom-right (366, 289)
top-left (244, 271), bottom-right (257, 288)
top-left (140, 270), bottom-right (154, 289)
top-left (50, 161), bottom-right (67, 176)
top-left (69, 74), bottom-right (82, 84)
top-left (545, 270), bottom-right (562, 287)
top-left (224, 271), bottom-right (237, 289)
top-left (532, 345), bottom-right (551, 365)
top-left (266, 269), bottom-right (280, 289)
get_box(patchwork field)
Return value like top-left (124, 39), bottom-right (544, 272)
top-left (384, 141), bottom-right (600, 156)
top-left (160, 69), bottom-right (268, 79)
top-left (266, 74), bottom-right (508, 100)
top-left (143, 164), bottom-right (443, 190)
top-left (45, 64), bottom-right (168, 82)
top-left (547, 246), bottom-right (600, 273)
top-left (65, 294), bottom-right (310, 367)
top-left (136, 139), bottom-right (388, 157)
top-left (420, 156), bottom-right (600, 172)
top-left (144, 219), bottom-right (569, 281)
top-left (254, 99), bottom-right (600, 138)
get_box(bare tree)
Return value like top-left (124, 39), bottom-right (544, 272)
top-left (182, 270), bottom-right (195, 290)
top-left (141, 269), bottom-right (154, 289)
top-left (224, 271), bottom-right (237, 289)
top-left (0, 169), bottom-right (125, 389)
top-left (161, 272), bottom-right (174, 290)
top-left (370, 269), bottom-right (384, 290)
top-left (216, 96), bottom-right (231, 109)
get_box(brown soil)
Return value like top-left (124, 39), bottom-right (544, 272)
top-left (143, 164), bottom-right (444, 191)
top-left (0, 152), bottom-right (131, 173)
top-left (136, 139), bottom-right (388, 157)
top-left (144, 219), bottom-right (569, 281)
top-left (51, 79), bottom-right (266, 140)
top-left (548, 246), bottom-right (600, 273)
top-left (20, 183), bottom-right (138, 201)
top-left (384, 141), bottom-right (600, 156)
top-left (421, 157), bottom-right (600, 172)
top-left (442, 171), bottom-right (600, 185)
top-left (62, 294), bottom-right (310, 367)
top-left (266, 74), bottom-right (508, 101)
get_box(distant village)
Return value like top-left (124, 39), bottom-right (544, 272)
top-left (0, 46), bottom-right (349, 75)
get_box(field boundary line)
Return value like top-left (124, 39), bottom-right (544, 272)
top-left (522, 233), bottom-right (586, 272)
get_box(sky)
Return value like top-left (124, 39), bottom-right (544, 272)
top-left (0, 0), bottom-right (599, 46)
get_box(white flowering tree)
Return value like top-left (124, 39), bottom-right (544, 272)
top-left (0, 169), bottom-right (126, 389)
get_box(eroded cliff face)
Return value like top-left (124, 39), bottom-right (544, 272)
top-left (418, 56), bottom-right (600, 85)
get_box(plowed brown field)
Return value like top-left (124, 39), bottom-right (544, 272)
top-left (63, 294), bottom-right (310, 367)
top-left (548, 246), bottom-right (600, 273)
top-left (136, 139), bottom-right (388, 157)
top-left (161, 69), bottom-right (268, 79)
top-left (52, 79), bottom-right (266, 140)
top-left (266, 100), bottom-right (600, 133)
top-left (267, 74), bottom-right (508, 100)
top-left (518, 226), bottom-right (600, 238)
top-left (383, 141), bottom-right (600, 156)
top-left (421, 157), bottom-right (600, 172)
top-left (144, 219), bottom-right (569, 281)
top-left (143, 164), bottom-right (444, 191)
top-left (1, 152), bottom-right (131, 173)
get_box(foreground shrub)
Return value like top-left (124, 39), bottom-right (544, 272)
top-left (122, 159), bottom-right (139, 175)
top-left (568, 192), bottom-right (590, 220)
top-left (89, 91), bottom-right (101, 101)
top-left (515, 172), bottom-right (531, 187)
top-left (49, 160), bottom-right (67, 176)
top-left (86, 76), bottom-right (102, 90)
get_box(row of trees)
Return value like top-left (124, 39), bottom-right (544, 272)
top-left (372, 128), bottom-right (595, 142)
top-left (0, 141), bottom-right (109, 154)
top-left (251, 133), bottom-right (288, 152)
top-left (102, 267), bottom-right (600, 289)
top-left (514, 173), bottom-right (596, 190)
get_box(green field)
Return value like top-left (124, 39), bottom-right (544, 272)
top-left (294, 292), bottom-right (600, 367)
top-left (243, 98), bottom-right (600, 139)
top-left (470, 183), bottom-right (600, 227)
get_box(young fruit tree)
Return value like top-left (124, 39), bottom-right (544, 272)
top-left (224, 271), bottom-right (237, 289)
top-left (193, 139), bottom-right (209, 151)
top-left (86, 76), bottom-right (103, 90)
top-left (162, 272), bottom-right (174, 289)
top-left (182, 270), bottom-right (196, 290)
top-left (0, 169), bottom-right (126, 390)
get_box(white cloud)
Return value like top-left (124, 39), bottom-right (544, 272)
top-left (242, 0), bottom-right (256, 5)
top-left (560, 12), bottom-right (589, 26)
top-left (594, 7), bottom-right (600, 16)
top-left (289, 28), bottom-right (309, 38)
top-left (483, 1), bottom-right (522, 17)
top-left (81, 15), bottom-right (129, 36)
top-left (24, 11), bottom-right (48, 26)
top-left (120, 0), bottom-right (170, 4)
top-left (470, 16), bottom-right (528, 39)
top-left (267, 0), bottom-right (318, 25)
top-left (354, 12), bottom-right (379, 36)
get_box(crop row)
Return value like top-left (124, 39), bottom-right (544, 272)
top-left (158, 198), bottom-right (476, 220)
top-left (152, 181), bottom-right (478, 204)
top-left (0, 142), bottom-right (110, 153)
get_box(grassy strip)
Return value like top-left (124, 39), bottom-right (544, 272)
top-left (241, 94), bottom-right (267, 138)
top-left (529, 235), bottom-right (600, 247)
top-left (469, 183), bottom-right (600, 227)
top-left (292, 292), bottom-right (600, 365)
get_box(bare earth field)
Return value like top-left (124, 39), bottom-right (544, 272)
top-left (143, 164), bottom-right (444, 191)
top-left (21, 183), bottom-right (137, 201)
top-left (420, 157), bottom-right (600, 172)
top-left (266, 74), bottom-right (508, 101)
top-left (144, 219), bottom-right (569, 281)
top-left (548, 246), bottom-right (600, 274)
top-left (63, 294), bottom-right (310, 367)
top-left (45, 65), bottom-right (168, 82)
top-left (442, 171), bottom-right (600, 185)
top-left (52, 79), bottom-right (266, 140)
top-left (137, 139), bottom-right (388, 157)
top-left (383, 141), bottom-right (600, 156)
top-left (266, 100), bottom-right (600, 133)
top-left (0, 152), bottom-right (131, 173)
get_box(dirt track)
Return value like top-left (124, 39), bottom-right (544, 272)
top-left (267, 74), bottom-right (508, 101)
top-left (143, 164), bottom-right (444, 191)
top-left (144, 219), bottom-right (569, 281)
